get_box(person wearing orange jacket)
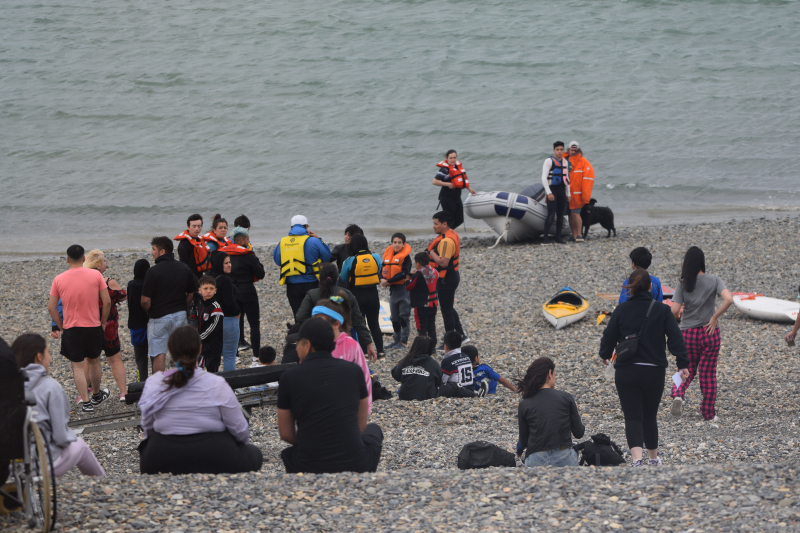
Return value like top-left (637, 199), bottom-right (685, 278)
top-left (380, 233), bottom-right (413, 350)
top-left (565, 141), bottom-right (595, 242)
top-left (432, 149), bottom-right (477, 230)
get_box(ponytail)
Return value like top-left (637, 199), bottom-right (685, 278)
top-left (624, 268), bottom-right (651, 298)
top-left (315, 296), bottom-right (353, 334)
top-left (163, 326), bottom-right (201, 390)
top-left (317, 263), bottom-right (339, 300)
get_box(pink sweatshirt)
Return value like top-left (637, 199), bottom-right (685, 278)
top-left (332, 333), bottom-right (373, 414)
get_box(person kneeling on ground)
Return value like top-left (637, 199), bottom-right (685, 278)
top-left (138, 326), bottom-right (263, 475)
top-left (461, 345), bottom-right (518, 396)
top-left (438, 331), bottom-right (476, 398)
top-left (13, 333), bottom-right (105, 477)
top-left (517, 357), bottom-right (585, 467)
top-left (277, 318), bottom-right (383, 474)
top-left (391, 337), bottom-right (441, 401)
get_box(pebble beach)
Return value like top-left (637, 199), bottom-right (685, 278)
top-left (3, 216), bottom-right (800, 532)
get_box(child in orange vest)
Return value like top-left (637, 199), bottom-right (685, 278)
top-left (381, 233), bottom-right (412, 350)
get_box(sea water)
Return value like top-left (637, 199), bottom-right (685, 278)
top-left (2, 0), bottom-right (799, 256)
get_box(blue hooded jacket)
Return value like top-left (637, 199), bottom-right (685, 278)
top-left (273, 225), bottom-right (332, 284)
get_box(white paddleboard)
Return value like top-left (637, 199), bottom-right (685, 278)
top-left (733, 294), bottom-right (799, 323)
top-left (379, 300), bottom-right (393, 334)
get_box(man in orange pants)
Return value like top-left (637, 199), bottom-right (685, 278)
top-left (565, 141), bottom-right (595, 242)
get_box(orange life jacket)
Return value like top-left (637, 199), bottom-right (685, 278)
top-left (174, 231), bottom-right (212, 274)
top-left (436, 160), bottom-right (469, 189)
top-left (218, 243), bottom-right (259, 281)
top-left (427, 229), bottom-right (460, 278)
top-left (201, 231), bottom-right (233, 249)
top-left (381, 243), bottom-right (412, 285)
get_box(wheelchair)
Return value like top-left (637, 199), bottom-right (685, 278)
top-left (0, 366), bottom-right (57, 531)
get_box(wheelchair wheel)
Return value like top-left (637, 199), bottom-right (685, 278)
top-left (23, 422), bottom-right (55, 532)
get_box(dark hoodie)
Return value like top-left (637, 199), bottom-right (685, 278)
top-left (391, 354), bottom-right (442, 401)
top-left (127, 259), bottom-right (151, 329)
top-left (211, 252), bottom-right (241, 317)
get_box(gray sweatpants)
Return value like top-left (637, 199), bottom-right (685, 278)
top-left (389, 286), bottom-right (411, 345)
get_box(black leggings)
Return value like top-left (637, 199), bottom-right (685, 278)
top-left (133, 341), bottom-right (150, 382)
top-left (414, 306), bottom-right (437, 353)
top-left (437, 273), bottom-right (464, 338)
top-left (138, 430), bottom-right (263, 475)
top-left (439, 194), bottom-right (464, 230)
top-left (544, 184), bottom-right (568, 240)
top-left (236, 291), bottom-right (260, 359)
top-left (350, 286), bottom-right (383, 353)
top-left (615, 365), bottom-right (665, 450)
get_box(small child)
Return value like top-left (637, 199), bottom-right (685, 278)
top-left (381, 232), bottom-right (412, 350)
top-left (462, 345), bottom-right (518, 396)
top-left (619, 247), bottom-right (663, 304)
top-left (406, 252), bottom-right (439, 353)
top-left (12, 333), bottom-right (105, 477)
top-left (250, 346), bottom-right (278, 392)
top-left (197, 275), bottom-right (225, 372)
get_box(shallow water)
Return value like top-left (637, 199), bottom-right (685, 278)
top-left (2, 0), bottom-right (799, 255)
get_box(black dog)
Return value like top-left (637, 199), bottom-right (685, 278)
top-left (580, 198), bottom-right (616, 238)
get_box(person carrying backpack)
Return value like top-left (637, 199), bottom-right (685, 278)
top-left (599, 269), bottom-right (689, 467)
top-left (517, 357), bottom-right (584, 467)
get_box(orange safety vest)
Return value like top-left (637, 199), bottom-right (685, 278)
top-left (218, 243), bottom-right (259, 281)
top-left (201, 231), bottom-right (233, 249)
top-left (436, 160), bottom-right (469, 189)
top-left (427, 229), bottom-right (460, 278)
top-left (381, 243), bottom-right (412, 285)
top-left (174, 231), bottom-right (212, 274)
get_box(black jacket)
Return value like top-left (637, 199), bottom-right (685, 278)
top-left (599, 292), bottom-right (689, 369)
top-left (295, 286), bottom-right (373, 353)
top-left (210, 253), bottom-right (240, 317)
top-left (391, 354), bottom-right (442, 401)
top-left (330, 244), bottom-right (351, 289)
top-left (229, 251), bottom-right (265, 294)
top-left (177, 239), bottom-right (202, 279)
top-left (141, 253), bottom-right (198, 319)
top-left (126, 259), bottom-right (151, 329)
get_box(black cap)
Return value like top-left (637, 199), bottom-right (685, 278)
top-left (297, 317), bottom-right (336, 352)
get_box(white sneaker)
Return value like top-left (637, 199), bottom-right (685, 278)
top-left (670, 397), bottom-right (683, 419)
top-left (706, 415), bottom-right (720, 427)
top-left (648, 456), bottom-right (662, 467)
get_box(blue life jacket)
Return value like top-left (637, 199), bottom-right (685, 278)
top-left (548, 156), bottom-right (568, 186)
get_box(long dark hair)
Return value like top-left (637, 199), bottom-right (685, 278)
top-left (12, 333), bottom-right (47, 369)
top-left (317, 262), bottom-right (339, 300)
top-left (624, 269), bottom-right (652, 298)
top-left (517, 357), bottom-right (555, 398)
top-left (398, 336), bottom-right (435, 368)
top-left (348, 233), bottom-right (370, 257)
top-left (680, 246), bottom-right (706, 293)
top-left (315, 296), bottom-right (353, 334)
top-left (164, 326), bottom-right (201, 390)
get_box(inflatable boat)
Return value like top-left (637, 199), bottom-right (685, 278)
top-left (542, 287), bottom-right (590, 330)
top-left (464, 184), bottom-right (570, 244)
top-left (732, 293), bottom-right (799, 323)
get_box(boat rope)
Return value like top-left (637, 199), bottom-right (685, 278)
top-left (488, 193), bottom-right (516, 249)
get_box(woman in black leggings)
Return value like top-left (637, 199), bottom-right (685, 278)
top-left (339, 234), bottom-right (385, 358)
top-left (599, 269), bottom-right (689, 467)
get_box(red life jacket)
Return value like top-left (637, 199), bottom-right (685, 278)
top-left (218, 243), bottom-right (259, 281)
top-left (174, 231), bottom-right (212, 274)
top-left (436, 160), bottom-right (469, 189)
top-left (201, 231), bottom-right (233, 249)
top-left (427, 229), bottom-right (460, 278)
top-left (381, 243), bottom-right (412, 285)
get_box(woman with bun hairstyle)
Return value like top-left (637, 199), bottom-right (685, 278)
top-left (599, 268), bottom-right (688, 467)
top-left (84, 249), bottom-right (128, 401)
top-left (432, 149), bottom-right (477, 230)
top-left (517, 357), bottom-right (584, 467)
top-left (202, 214), bottom-right (233, 252)
top-left (312, 296), bottom-right (372, 413)
top-left (138, 326), bottom-right (262, 474)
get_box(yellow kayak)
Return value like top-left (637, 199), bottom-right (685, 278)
top-left (542, 287), bottom-right (589, 330)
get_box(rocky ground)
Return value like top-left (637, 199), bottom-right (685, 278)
top-left (2, 216), bottom-right (800, 532)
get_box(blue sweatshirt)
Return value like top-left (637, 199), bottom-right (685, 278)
top-left (619, 274), bottom-right (663, 304)
top-left (273, 225), bottom-right (332, 284)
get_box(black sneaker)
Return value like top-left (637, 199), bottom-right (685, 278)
top-left (90, 388), bottom-right (110, 406)
top-left (376, 352), bottom-right (386, 360)
top-left (237, 342), bottom-right (251, 353)
top-left (461, 335), bottom-right (471, 345)
top-left (80, 401), bottom-right (94, 413)
top-left (478, 381), bottom-right (489, 398)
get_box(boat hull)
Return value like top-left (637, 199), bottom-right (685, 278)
top-left (733, 295), bottom-right (799, 323)
top-left (464, 191), bottom-right (570, 244)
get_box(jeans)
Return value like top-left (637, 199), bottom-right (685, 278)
top-left (147, 311), bottom-right (187, 357)
top-left (222, 316), bottom-right (240, 372)
top-left (133, 341), bottom-right (150, 382)
top-left (524, 447), bottom-right (578, 467)
top-left (437, 272), bottom-right (464, 337)
top-left (235, 291), bottom-right (260, 359)
top-left (389, 287), bottom-right (411, 345)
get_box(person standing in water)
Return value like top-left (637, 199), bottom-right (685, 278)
top-left (541, 141), bottom-right (571, 245)
top-left (432, 150), bottom-right (477, 230)
top-left (565, 141), bottom-right (594, 243)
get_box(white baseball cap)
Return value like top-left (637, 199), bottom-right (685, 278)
top-left (291, 215), bottom-right (308, 226)
top-left (568, 140), bottom-right (580, 148)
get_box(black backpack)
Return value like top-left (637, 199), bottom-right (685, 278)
top-left (371, 377), bottom-right (393, 401)
top-left (457, 441), bottom-right (516, 470)
top-left (573, 433), bottom-right (626, 466)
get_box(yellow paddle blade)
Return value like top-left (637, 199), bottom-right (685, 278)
top-left (597, 313), bottom-right (607, 325)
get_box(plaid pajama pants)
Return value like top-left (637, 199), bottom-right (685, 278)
top-left (671, 326), bottom-right (721, 421)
